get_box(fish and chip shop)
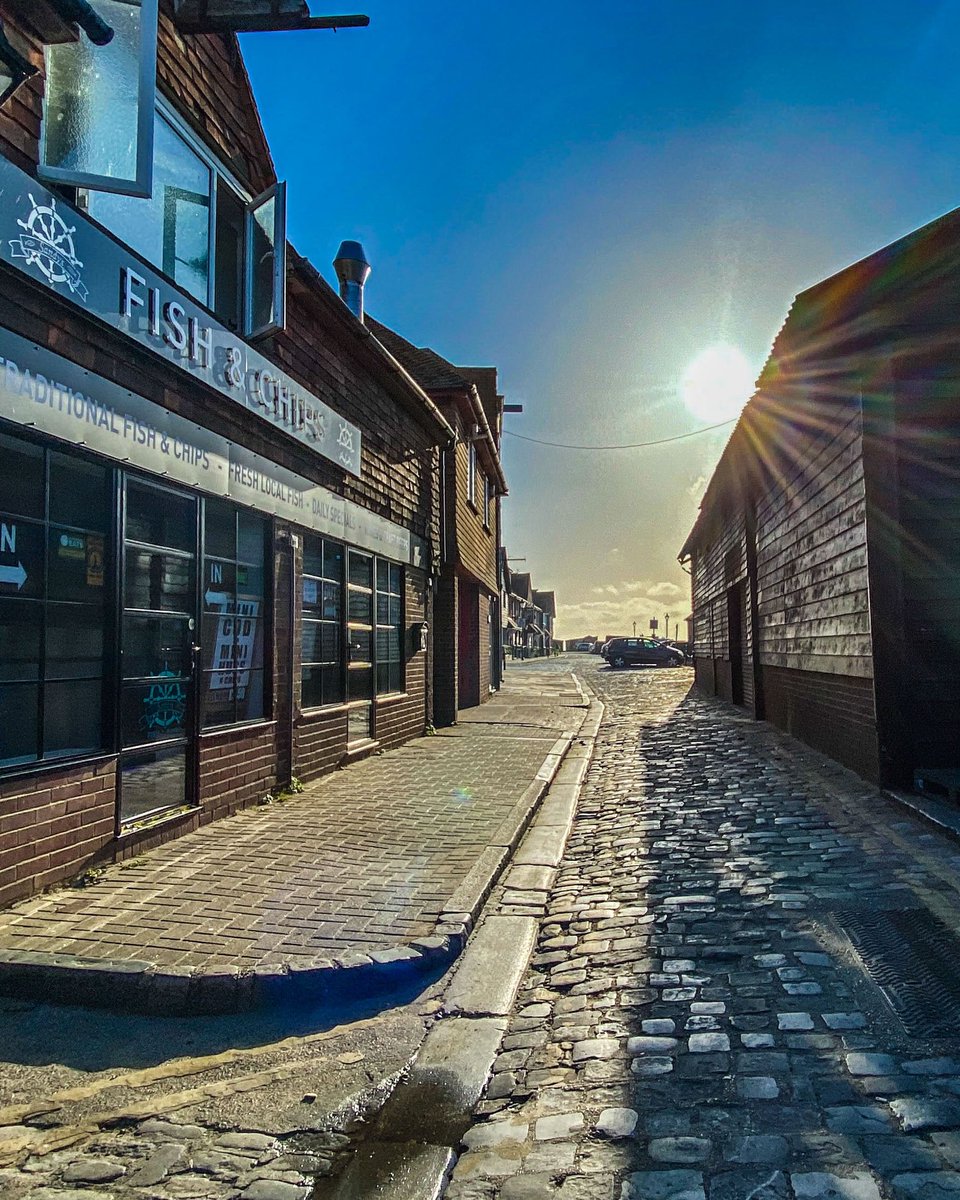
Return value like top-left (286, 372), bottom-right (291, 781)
top-left (0, 20), bottom-right (448, 906)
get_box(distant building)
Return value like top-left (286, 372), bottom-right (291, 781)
top-left (681, 208), bottom-right (960, 788)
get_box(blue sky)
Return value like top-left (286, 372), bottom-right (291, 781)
top-left (242, 1), bottom-right (960, 637)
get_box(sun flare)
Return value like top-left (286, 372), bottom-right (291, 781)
top-left (681, 344), bottom-right (755, 423)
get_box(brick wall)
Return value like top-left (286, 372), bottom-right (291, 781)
top-left (294, 709), bottom-right (349, 782)
top-left (198, 723), bottom-right (279, 822)
top-left (762, 665), bottom-right (879, 782)
top-left (434, 573), bottom-right (458, 726)
top-left (0, 760), bottom-right (115, 907)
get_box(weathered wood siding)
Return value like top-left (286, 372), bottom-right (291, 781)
top-left (690, 510), bottom-right (750, 706)
top-left (755, 409), bottom-right (873, 678)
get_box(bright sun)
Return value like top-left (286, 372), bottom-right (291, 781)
top-left (681, 344), bottom-right (755, 423)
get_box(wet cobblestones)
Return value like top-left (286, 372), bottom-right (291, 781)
top-left (445, 665), bottom-right (960, 1199)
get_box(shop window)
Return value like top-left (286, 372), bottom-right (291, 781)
top-left (299, 540), bottom-right (404, 715)
top-left (375, 561), bottom-right (403, 695)
top-left (200, 501), bottom-right (269, 728)
top-left (301, 535), bottom-right (343, 709)
top-left (83, 105), bottom-right (286, 337)
top-left (39, 0), bottom-right (159, 197)
top-left (0, 437), bottom-right (109, 768)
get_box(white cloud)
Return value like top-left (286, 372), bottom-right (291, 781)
top-left (557, 576), bottom-right (692, 640)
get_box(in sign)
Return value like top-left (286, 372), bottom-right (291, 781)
top-left (0, 523), bottom-right (27, 591)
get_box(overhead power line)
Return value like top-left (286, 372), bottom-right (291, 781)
top-left (501, 417), bottom-right (736, 451)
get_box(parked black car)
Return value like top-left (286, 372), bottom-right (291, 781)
top-left (602, 637), bottom-right (685, 668)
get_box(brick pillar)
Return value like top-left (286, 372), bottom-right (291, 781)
top-left (433, 569), bottom-right (458, 726)
top-left (274, 524), bottom-right (297, 785)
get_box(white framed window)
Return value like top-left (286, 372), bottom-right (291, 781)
top-left (482, 472), bottom-right (491, 529)
top-left (40, 0), bottom-right (159, 198)
top-left (467, 441), bottom-right (477, 507)
top-left (81, 99), bottom-right (286, 337)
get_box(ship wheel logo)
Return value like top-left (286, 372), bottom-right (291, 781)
top-left (10, 194), bottom-right (89, 302)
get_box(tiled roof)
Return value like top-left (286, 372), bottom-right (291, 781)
top-left (366, 318), bottom-right (473, 392)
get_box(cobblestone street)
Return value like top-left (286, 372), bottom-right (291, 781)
top-left (446, 659), bottom-right (960, 1200)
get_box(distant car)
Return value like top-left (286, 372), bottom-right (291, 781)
top-left (575, 641), bottom-right (594, 652)
top-left (602, 637), bottom-right (685, 669)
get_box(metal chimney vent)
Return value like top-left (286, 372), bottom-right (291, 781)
top-left (333, 240), bottom-right (371, 323)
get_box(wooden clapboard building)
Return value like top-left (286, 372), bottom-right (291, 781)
top-left (681, 209), bottom-right (960, 789)
top-left (367, 320), bottom-right (508, 724)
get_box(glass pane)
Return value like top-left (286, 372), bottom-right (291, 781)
top-left (0, 683), bottom-right (39, 766)
top-left (348, 628), bottom-right (372, 663)
top-left (123, 613), bottom-right (189, 679)
top-left (50, 454), bottom-right (109, 531)
top-left (42, 0), bottom-right (154, 193)
top-left (348, 552), bottom-right (372, 589)
top-left (348, 588), bottom-right (372, 623)
top-left (0, 433), bottom-right (43, 519)
top-left (376, 592), bottom-right (390, 625)
top-left (233, 599), bottom-right (263, 675)
top-left (324, 541), bottom-right (344, 582)
top-left (238, 511), bottom-right (266, 566)
top-left (201, 669), bottom-right (235, 728)
top-left (302, 576), bottom-right (322, 613)
top-left (376, 559), bottom-right (389, 591)
top-left (203, 559), bottom-right (236, 610)
top-left (376, 662), bottom-right (389, 695)
top-left (44, 679), bottom-right (102, 757)
top-left (127, 481), bottom-right (195, 550)
top-left (48, 529), bottom-right (107, 604)
top-left (248, 191), bottom-right (276, 332)
top-left (236, 667), bottom-right (264, 722)
top-left (389, 595), bottom-right (402, 626)
top-left (303, 536), bottom-right (323, 578)
top-left (390, 564), bottom-right (402, 594)
top-left (306, 619), bottom-right (331, 667)
top-left (0, 516), bottom-right (43, 600)
top-left (301, 665), bottom-right (323, 709)
top-left (377, 628), bottom-right (401, 665)
top-left (120, 745), bottom-right (186, 824)
top-left (88, 114), bottom-right (211, 301)
top-left (347, 702), bottom-right (371, 741)
top-left (389, 660), bottom-right (402, 693)
top-left (0, 600), bottom-right (41, 681)
top-left (347, 665), bottom-right (372, 702)
top-left (322, 581), bottom-right (340, 620)
top-left (125, 549), bottom-right (192, 612)
top-left (214, 177), bottom-right (244, 331)
top-left (236, 562), bottom-right (264, 601)
top-left (121, 676), bottom-right (188, 745)
top-left (47, 606), bottom-right (104, 678)
top-left (204, 499), bottom-right (235, 559)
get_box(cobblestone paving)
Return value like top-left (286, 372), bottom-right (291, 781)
top-left (446, 662), bottom-right (960, 1200)
top-left (0, 672), bottom-right (582, 972)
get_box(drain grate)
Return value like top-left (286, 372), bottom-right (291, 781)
top-left (832, 906), bottom-right (960, 1038)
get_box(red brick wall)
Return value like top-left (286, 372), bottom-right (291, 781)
top-left (0, 760), bottom-right (115, 907)
top-left (198, 723), bottom-right (279, 822)
top-left (295, 709), bottom-right (349, 782)
top-left (434, 573), bottom-right (458, 727)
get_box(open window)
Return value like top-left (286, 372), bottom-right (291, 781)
top-left (245, 181), bottom-right (286, 339)
top-left (84, 106), bottom-right (287, 337)
top-left (39, 0), bottom-right (158, 198)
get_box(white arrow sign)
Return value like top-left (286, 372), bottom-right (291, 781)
top-left (0, 562), bottom-right (27, 590)
top-left (204, 589), bottom-right (231, 607)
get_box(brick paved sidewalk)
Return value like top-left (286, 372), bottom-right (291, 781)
top-left (0, 668), bottom-right (587, 1010)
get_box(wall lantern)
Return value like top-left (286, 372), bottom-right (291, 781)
top-left (0, 23), bottom-right (37, 107)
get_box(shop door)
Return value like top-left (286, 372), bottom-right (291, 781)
top-left (118, 478), bottom-right (199, 824)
